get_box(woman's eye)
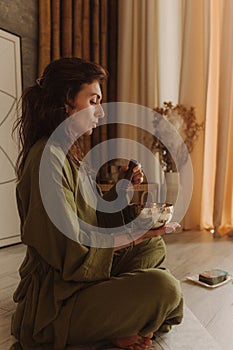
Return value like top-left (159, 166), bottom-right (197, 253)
top-left (90, 100), bottom-right (97, 105)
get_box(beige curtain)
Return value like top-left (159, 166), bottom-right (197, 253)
top-left (117, 0), bottom-right (233, 235)
top-left (118, 0), bottom-right (158, 107)
top-left (201, 0), bottom-right (233, 237)
top-left (38, 0), bottom-right (118, 180)
top-left (178, 0), bottom-right (207, 229)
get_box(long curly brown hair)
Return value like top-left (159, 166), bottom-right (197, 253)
top-left (13, 57), bottom-right (107, 178)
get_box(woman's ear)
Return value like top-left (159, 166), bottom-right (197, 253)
top-left (64, 103), bottom-right (70, 114)
top-left (65, 89), bottom-right (76, 115)
top-left (64, 101), bottom-right (75, 115)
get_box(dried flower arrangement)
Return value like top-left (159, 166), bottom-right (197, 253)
top-left (152, 102), bottom-right (204, 172)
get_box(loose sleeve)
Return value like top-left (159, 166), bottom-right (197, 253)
top-left (17, 142), bottom-right (114, 283)
top-left (96, 182), bottom-right (133, 229)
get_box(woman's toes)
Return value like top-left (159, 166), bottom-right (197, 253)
top-left (111, 334), bottom-right (142, 348)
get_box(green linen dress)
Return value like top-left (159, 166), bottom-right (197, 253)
top-left (11, 138), bottom-right (183, 350)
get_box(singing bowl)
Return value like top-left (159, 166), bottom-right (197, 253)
top-left (139, 202), bottom-right (174, 229)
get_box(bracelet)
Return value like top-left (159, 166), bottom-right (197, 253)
top-left (127, 232), bottom-right (135, 247)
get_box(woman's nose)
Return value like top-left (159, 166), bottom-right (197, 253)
top-left (94, 104), bottom-right (105, 118)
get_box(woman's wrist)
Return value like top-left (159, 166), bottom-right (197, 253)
top-left (113, 232), bottom-right (136, 251)
top-left (127, 232), bottom-right (135, 247)
top-left (113, 228), bottom-right (150, 251)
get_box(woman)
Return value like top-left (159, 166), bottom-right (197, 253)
top-left (11, 57), bottom-right (183, 350)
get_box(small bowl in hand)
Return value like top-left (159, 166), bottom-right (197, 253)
top-left (140, 202), bottom-right (174, 229)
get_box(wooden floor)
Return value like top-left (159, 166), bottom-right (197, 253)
top-left (0, 230), bottom-right (233, 350)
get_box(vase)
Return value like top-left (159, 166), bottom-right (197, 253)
top-left (165, 172), bottom-right (179, 205)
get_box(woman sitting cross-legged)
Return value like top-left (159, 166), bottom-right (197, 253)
top-left (11, 57), bottom-right (183, 350)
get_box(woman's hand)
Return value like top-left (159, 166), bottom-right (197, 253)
top-left (119, 164), bottom-right (144, 185)
top-left (141, 226), bottom-right (166, 239)
top-left (131, 164), bottom-right (144, 185)
top-left (113, 226), bottom-right (166, 251)
top-left (131, 226), bottom-right (166, 247)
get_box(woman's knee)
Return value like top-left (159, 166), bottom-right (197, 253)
top-left (141, 268), bottom-right (182, 307)
top-left (148, 236), bottom-right (166, 259)
top-left (135, 237), bottom-right (166, 268)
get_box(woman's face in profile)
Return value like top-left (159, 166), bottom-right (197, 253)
top-left (66, 80), bottom-right (105, 136)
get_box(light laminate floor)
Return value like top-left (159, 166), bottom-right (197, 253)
top-left (0, 230), bottom-right (232, 350)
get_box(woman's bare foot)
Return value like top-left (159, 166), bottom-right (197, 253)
top-left (111, 332), bottom-right (153, 349)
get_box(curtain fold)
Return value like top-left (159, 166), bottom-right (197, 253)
top-left (62, 0), bottom-right (73, 57)
top-left (118, 0), bottom-right (157, 107)
top-left (38, 0), bottom-right (51, 75)
top-left (202, 0), bottom-right (233, 236)
top-left (38, 0), bottom-right (118, 180)
top-left (178, 0), bottom-right (207, 229)
top-left (157, 0), bottom-right (183, 105)
top-left (73, 0), bottom-right (82, 57)
top-left (51, 0), bottom-right (60, 60)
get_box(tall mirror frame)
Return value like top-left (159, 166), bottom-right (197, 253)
top-left (0, 28), bottom-right (22, 247)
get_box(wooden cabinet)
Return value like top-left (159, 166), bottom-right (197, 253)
top-left (98, 183), bottom-right (159, 205)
